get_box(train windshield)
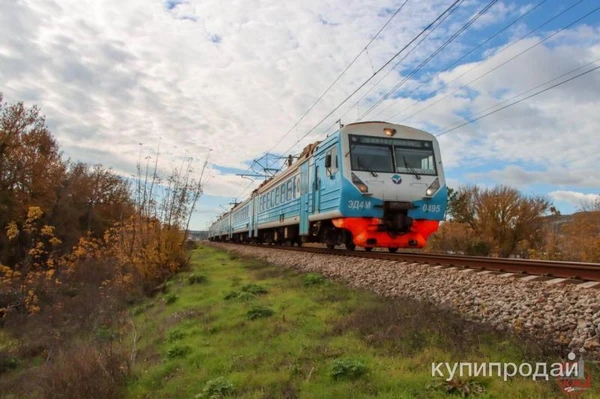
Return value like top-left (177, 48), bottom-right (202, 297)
top-left (395, 148), bottom-right (436, 176)
top-left (349, 144), bottom-right (394, 173)
top-left (348, 135), bottom-right (436, 175)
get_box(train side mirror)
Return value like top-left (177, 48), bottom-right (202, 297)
top-left (324, 154), bottom-right (332, 168)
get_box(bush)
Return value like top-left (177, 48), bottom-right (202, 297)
top-left (331, 358), bottom-right (367, 381)
top-left (223, 291), bottom-right (239, 301)
top-left (166, 328), bottom-right (185, 343)
top-left (240, 284), bottom-right (268, 295)
top-left (163, 293), bottom-right (179, 305)
top-left (223, 291), bottom-right (256, 302)
top-left (246, 306), bottom-right (274, 320)
top-left (37, 345), bottom-right (129, 399)
top-left (303, 273), bottom-right (327, 287)
top-left (197, 376), bottom-right (234, 398)
top-left (0, 354), bottom-right (18, 374)
top-left (188, 274), bottom-right (207, 285)
top-left (166, 344), bottom-right (191, 359)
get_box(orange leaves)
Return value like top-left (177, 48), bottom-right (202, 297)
top-left (5, 222), bottom-right (18, 240)
top-left (24, 290), bottom-right (40, 315)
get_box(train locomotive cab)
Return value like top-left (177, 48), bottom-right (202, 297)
top-left (331, 121), bottom-right (447, 250)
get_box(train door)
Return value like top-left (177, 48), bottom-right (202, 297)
top-left (313, 164), bottom-right (320, 213)
top-left (299, 162), bottom-right (309, 235)
top-left (253, 195), bottom-right (259, 239)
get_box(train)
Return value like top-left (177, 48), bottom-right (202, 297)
top-left (208, 121), bottom-right (448, 252)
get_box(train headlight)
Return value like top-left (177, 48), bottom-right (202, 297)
top-left (384, 128), bottom-right (396, 137)
top-left (351, 173), bottom-right (369, 194)
top-left (425, 178), bottom-right (440, 197)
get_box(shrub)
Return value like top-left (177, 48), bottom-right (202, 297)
top-left (223, 291), bottom-right (256, 302)
top-left (240, 284), bottom-right (268, 295)
top-left (246, 306), bottom-right (274, 320)
top-left (427, 378), bottom-right (485, 397)
top-left (223, 291), bottom-right (239, 301)
top-left (163, 293), bottom-right (179, 305)
top-left (0, 355), bottom-right (18, 374)
top-left (37, 345), bottom-right (129, 399)
top-left (303, 273), bottom-right (327, 287)
top-left (331, 358), bottom-right (367, 381)
top-left (197, 376), bottom-right (234, 398)
top-left (166, 328), bottom-right (185, 343)
top-left (167, 344), bottom-right (191, 359)
top-left (188, 274), bottom-right (207, 285)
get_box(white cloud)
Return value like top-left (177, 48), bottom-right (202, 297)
top-left (1, 0), bottom-right (599, 227)
top-left (548, 190), bottom-right (600, 208)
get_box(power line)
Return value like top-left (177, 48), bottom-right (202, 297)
top-left (438, 57), bottom-right (600, 134)
top-left (262, 0), bottom-right (410, 156)
top-left (395, 0), bottom-right (593, 124)
top-left (277, 0), bottom-right (463, 159)
top-left (228, 0), bottom-right (411, 202)
top-left (436, 64), bottom-right (600, 137)
top-left (370, 0), bottom-right (548, 121)
top-left (333, 0), bottom-right (465, 125)
top-left (358, 0), bottom-right (499, 121)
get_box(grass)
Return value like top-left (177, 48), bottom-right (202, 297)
top-left (125, 245), bottom-right (597, 398)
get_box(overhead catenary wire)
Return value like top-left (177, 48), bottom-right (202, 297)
top-left (260, 0), bottom-right (410, 157)
top-left (230, 0), bottom-right (410, 200)
top-left (369, 0), bottom-right (549, 121)
top-left (435, 64), bottom-right (600, 137)
top-left (276, 0), bottom-right (463, 160)
top-left (357, 0), bottom-right (500, 121)
top-left (438, 57), bottom-right (600, 134)
top-left (395, 0), bottom-right (595, 124)
top-left (332, 0), bottom-right (466, 126)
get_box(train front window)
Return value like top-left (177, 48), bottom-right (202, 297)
top-left (348, 134), bottom-right (437, 175)
top-left (349, 144), bottom-right (394, 173)
top-left (395, 148), bottom-right (436, 176)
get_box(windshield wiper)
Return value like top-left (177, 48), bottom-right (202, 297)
top-left (403, 156), bottom-right (421, 180)
top-left (357, 156), bottom-right (378, 177)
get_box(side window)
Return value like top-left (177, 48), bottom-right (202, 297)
top-left (281, 184), bottom-right (286, 204)
top-left (326, 148), bottom-right (338, 176)
top-left (332, 149), bottom-right (339, 175)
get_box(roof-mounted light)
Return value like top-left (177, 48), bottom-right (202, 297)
top-left (384, 128), bottom-right (396, 137)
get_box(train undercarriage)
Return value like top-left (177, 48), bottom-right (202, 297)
top-left (209, 215), bottom-right (439, 252)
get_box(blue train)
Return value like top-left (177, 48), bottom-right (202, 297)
top-left (208, 121), bottom-right (448, 251)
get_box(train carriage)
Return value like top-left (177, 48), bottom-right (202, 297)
top-left (209, 121), bottom-right (448, 251)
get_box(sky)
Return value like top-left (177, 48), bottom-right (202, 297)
top-left (1, 0), bottom-right (599, 230)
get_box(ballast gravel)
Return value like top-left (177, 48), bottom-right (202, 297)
top-left (209, 243), bottom-right (600, 359)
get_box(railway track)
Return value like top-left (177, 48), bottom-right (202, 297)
top-left (219, 242), bottom-right (600, 283)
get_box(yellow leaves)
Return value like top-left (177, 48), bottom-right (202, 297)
top-left (6, 222), bottom-right (19, 240)
top-left (26, 206), bottom-right (43, 223)
top-left (24, 290), bottom-right (40, 315)
top-left (0, 264), bottom-right (22, 283)
top-left (40, 225), bottom-right (55, 237)
top-left (49, 237), bottom-right (62, 246)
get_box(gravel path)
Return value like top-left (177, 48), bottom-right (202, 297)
top-left (209, 242), bottom-right (600, 359)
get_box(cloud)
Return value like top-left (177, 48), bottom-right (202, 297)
top-left (1, 0), bottom-right (599, 228)
top-left (548, 190), bottom-right (600, 208)
top-left (466, 165), bottom-right (600, 189)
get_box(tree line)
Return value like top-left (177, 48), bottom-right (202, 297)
top-left (427, 185), bottom-right (600, 262)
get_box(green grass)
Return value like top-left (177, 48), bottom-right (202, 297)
top-left (124, 245), bottom-right (588, 398)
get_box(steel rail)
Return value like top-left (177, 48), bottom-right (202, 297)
top-left (215, 242), bottom-right (600, 282)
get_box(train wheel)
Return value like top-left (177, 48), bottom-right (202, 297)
top-left (364, 247), bottom-right (373, 252)
top-left (326, 243), bottom-right (335, 250)
top-left (388, 248), bottom-right (398, 253)
top-left (345, 242), bottom-right (356, 251)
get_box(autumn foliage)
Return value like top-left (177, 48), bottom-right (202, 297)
top-left (428, 185), bottom-right (600, 261)
top-left (0, 95), bottom-right (206, 397)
